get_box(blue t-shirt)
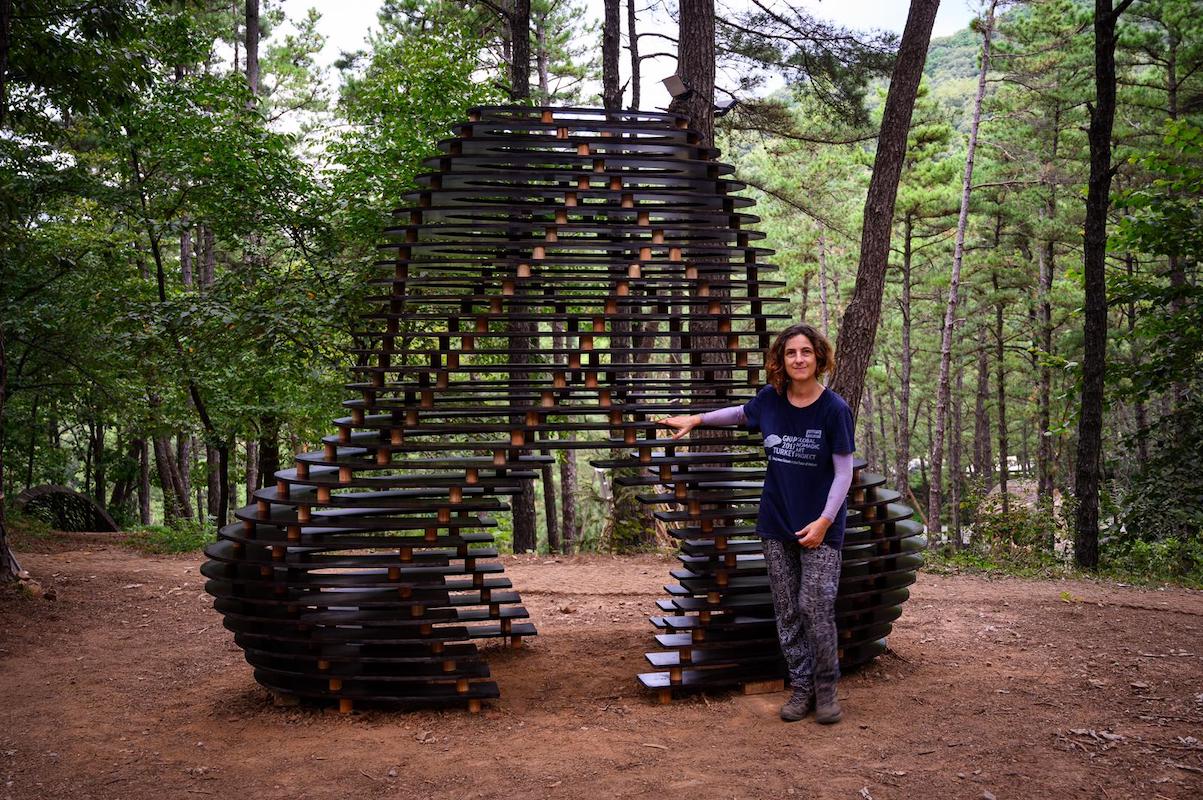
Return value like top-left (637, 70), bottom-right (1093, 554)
top-left (742, 385), bottom-right (856, 549)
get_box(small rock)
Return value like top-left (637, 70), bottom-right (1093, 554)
top-left (982, 792), bottom-right (997, 800)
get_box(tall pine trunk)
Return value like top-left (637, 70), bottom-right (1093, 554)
top-left (603, 0), bottom-right (621, 109)
top-left (0, 325), bottom-right (21, 580)
top-left (668, 0), bottom-right (716, 147)
top-left (896, 215), bottom-right (913, 498)
top-left (830, 0), bottom-right (940, 417)
top-left (1075, 0), bottom-right (1131, 569)
top-left (994, 270), bottom-right (1009, 513)
top-left (928, 0), bottom-right (994, 540)
top-left (627, 0), bottom-right (640, 109)
top-left (560, 452), bottom-right (578, 554)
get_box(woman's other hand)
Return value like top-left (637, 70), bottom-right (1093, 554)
top-left (795, 517), bottom-right (831, 549)
top-left (658, 414), bottom-right (700, 440)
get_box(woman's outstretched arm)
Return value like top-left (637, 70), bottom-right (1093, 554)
top-left (658, 406), bottom-right (746, 439)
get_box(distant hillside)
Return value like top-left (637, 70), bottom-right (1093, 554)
top-left (924, 26), bottom-right (982, 130)
top-left (925, 26), bottom-right (981, 83)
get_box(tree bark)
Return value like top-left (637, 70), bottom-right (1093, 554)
top-left (535, 13), bottom-right (549, 101)
top-left (510, 0), bottom-right (531, 100)
top-left (927, 0), bottom-right (993, 541)
top-left (201, 226), bottom-right (216, 288)
top-left (559, 451), bottom-right (577, 554)
top-left (180, 224), bottom-right (193, 288)
top-left (1075, 0), bottom-right (1131, 569)
top-left (896, 215), bottom-right (913, 498)
top-left (257, 415), bottom-right (280, 491)
top-left (829, 0), bottom-right (940, 419)
top-left (1036, 106), bottom-right (1061, 503)
top-left (137, 438), bottom-right (151, 524)
top-left (153, 436), bottom-right (183, 522)
top-left (668, 0), bottom-right (716, 147)
top-left (541, 457), bottom-right (559, 554)
top-left (951, 353), bottom-right (965, 546)
top-left (176, 435), bottom-right (192, 515)
top-left (994, 269), bottom-right (1009, 514)
top-left (245, 0), bottom-right (260, 101)
top-left (603, 0), bottom-right (622, 109)
top-left (245, 439), bottom-right (258, 503)
top-left (974, 327), bottom-right (993, 492)
top-left (817, 228), bottom-right (831, 337)
top-left (627, 0), bottom-right (640, 109)
top-left (206, 443), bottom-right (221, 519)
top-left (0, 323), bottom-right (20, 581)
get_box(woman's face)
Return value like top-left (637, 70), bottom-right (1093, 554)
top-left (783, 333), bottom-right (818, 385)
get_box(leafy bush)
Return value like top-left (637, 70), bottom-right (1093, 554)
top-left (128, 520), bottom-right (213, 554)
top-left (965, 494), bottom-right (1064, 567)
top-left (1099, 536), bottom-right (1203, 588)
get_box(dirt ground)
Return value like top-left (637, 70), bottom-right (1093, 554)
top-left (1, 537), bottom-right (1201, 800)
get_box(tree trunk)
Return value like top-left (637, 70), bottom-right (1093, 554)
top-left (829, 0), bottom-right (940, 419)
top-left (510, 0), bottom-right (531, 100)
top-left (1075, 0), bottom-right (1129, 569)
top-left (974, 330), bottom-right (993, 491)
top-left (201, 226), bottom-right (216, 288)
top-left (217, 438), bottom-right (230, 527)
top-left (257, 415), bottom-right (280, 490)
top-left (91, 420), bottom-right (107, 506)
top-left (896, 215), bottom-right (913, 498)
top-left (137, 438), bottom-right (151, 524)
top-left (668, 0), bottom-right (716, 147)
top-left (206, 443), bottom-right (221, 519)
top-left (991, 268), bottom-right (1010, 514)
top-left (863, 386), bottom-right (878, 471)
top-left (245, 0), bottom-right (260, 101)
top-left (541, 457), bottom-right (559, 554)
top-left (180, 224), bottom-right (193, 288)
top-left (927, 0), bottom-right (993, 542)
top-left (603, 0), bottom-right (622, 109)
top-left (0, 324), bottom-right (21, 581)
top-left (153, 436), bottom-right (182, 522)
top-left (1125, 254), bottom-right (1148, 468)
top-left (535, 13), bottom-right (549, 101)
top-left (560, 450), bottom-right (577, 554)
top-left (817, 228), bottom-right (831, 337)
top-left (176, 435), bottom-right (192, 515)
top-left (951, 354), bottom-right (965, 547)
top-left (994, 270), bottom-right (1009, 514)
top-left (627, 0), bottom-right (640, 109)
top-left (1037, 228), bottom-right (1055, 501)
top-left (245, 439), bottom-right (258, 502)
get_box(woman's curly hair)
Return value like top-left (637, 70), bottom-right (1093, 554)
top-left (765, 323), bottom-right (835, 394)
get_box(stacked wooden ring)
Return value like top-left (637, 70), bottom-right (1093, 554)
top-left (201, 105), bottom-right (920, 711)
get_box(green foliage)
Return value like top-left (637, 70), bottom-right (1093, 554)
top-left (964, 494), bottom-right (1065, 569)
top-left (1099, 536), bottom-right (1203, 588)
top-left (128, 520), bottom-right (213, 555)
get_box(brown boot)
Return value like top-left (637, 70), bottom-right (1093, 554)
top-left (814, 684), bottom-right (842, 724)
top-left (779, 687), bottom-right (814, 722)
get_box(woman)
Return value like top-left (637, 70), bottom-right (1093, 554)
top-left (659, 323), bottom-right (854, 724)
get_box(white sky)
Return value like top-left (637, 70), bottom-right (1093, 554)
top-left (283, 0), bottom-right (977, 109)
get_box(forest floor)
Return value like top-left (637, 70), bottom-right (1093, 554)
top-left (1, 536), bottom-right (1201, 800)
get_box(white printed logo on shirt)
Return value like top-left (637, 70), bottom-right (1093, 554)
top-left (766, 431), bottom-right (822, 466)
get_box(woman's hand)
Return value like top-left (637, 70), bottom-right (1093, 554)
top-left (795, 517), bottom-right (831, 549)
top-left (658, 414), bottom-right (701, 440)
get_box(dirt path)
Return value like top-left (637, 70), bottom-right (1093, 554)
top-left (1, 542), bottom-right (1201, 799)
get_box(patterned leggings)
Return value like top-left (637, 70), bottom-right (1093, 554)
top-left (762, 538), bottom-right (842, 694)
